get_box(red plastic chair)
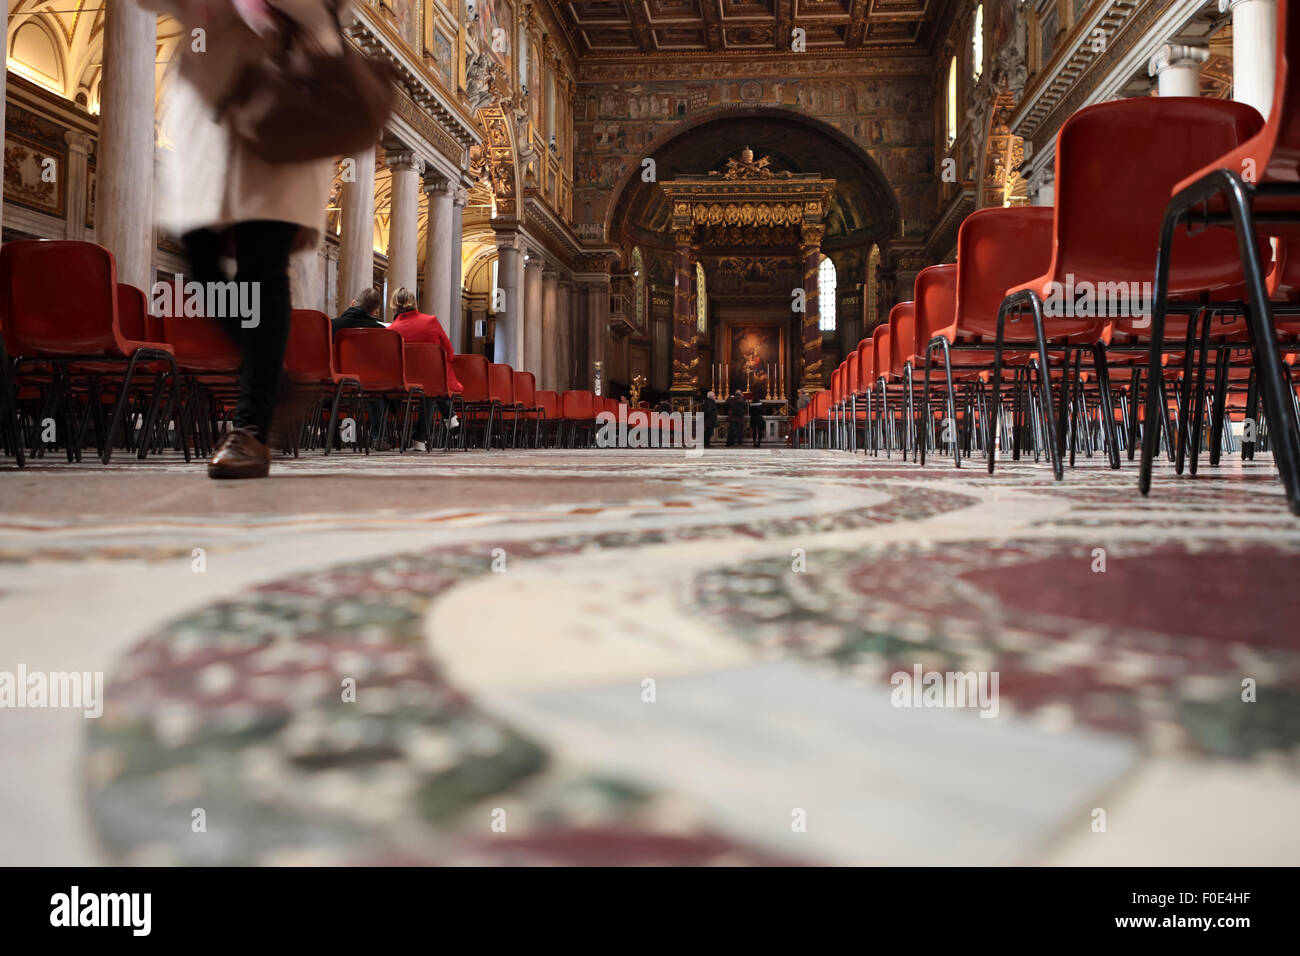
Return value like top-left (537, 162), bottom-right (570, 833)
top-left (402, 342), bottom-right (462, 451)
top-left (535, 389), bottom-right (560, 447)
top-left (451, 352), bottom-right (497, 450)
top-left (0, 241), bottom-right (179, 464)
top-left (1137, 3), bottom-right (1300, 511)
top-left (334, 327), bottom-right (422, 451)
top-left (508, 370), bottom-right (544, 448)
top-left (284, 309), bottom-right (363, 455)
top-left (560, 389), bottom-right (596, 447)
top-left (488, 362), bottom-right (521, 447)
top-left (993, 97), bottom-right (1265, 481)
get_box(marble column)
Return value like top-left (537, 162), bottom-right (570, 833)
top-left (1220, 0), bottom-right (1277, 119)
top-left (562, 281), bottom-right (580, 391)
top-left (523, 254), bottom-right (544, 375)
top-left (338, 145), bottom-right (377, 308)
top-left (290, 247), bottom-right (325, 311)
top-left (422, 175), bottom-right (453, 321)
top-left (63, 131), bottom-right (93, 241)
top-left (493, 234), bottom-right (523, 366)
top-left (1148, 43), bottom-right (1209, 97)
top-left (385, 149), bottom-right (423, 301)
top-left (1032, 167), bottom-right (1055, 209)
top-left (671, 230), bottom-right (697, 398)
top-left (586, 280), bottom-right (610, 394)
top-left (541, 269), bottom-right (560, 389)
top-left (799, 225), bottom-right (824, 393)
top-left (449, 185), bottom-right (468, 352)
top-left (98, 0), bottom-right (156, 290)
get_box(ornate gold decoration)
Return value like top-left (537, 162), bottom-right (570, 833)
top-left (712, 146), bottom-right (794, 181)
top-left (629, 373), bottom-right (646, 407)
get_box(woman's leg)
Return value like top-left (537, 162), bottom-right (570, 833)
top-left (182, 228), bottom-right (228, 287)
top-left (230, 220), bottom-right (298, 441)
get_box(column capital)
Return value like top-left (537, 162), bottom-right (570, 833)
top-left (1148, 43), bottom-right (1209, 78)
top-left (1219, 0), bottom-right (1268, 12)
top-left (422, 173), bottom-right (451, 195)
top-left (672, 227), bottom-right (694, 248)
top-left (495, 232), bottom-right (524, 253)
top-left (64, 129), bottom-right (93, 154)
top-left (452, 185), bottom-right (470, 207)
top-left (801, 223), bottom-right (825, 247)
top-left (384, 148), bottom-right (424, 174)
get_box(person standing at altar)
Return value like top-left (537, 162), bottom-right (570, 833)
top-left (726, 389), bottom-right (746, 447)
top-left (702, 390), bottom-right (719, 449)
top-left (749, 397), bottom-right (765, 449)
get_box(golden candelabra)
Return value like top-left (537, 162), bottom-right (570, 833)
top-left (629, 373), bottom-right (647, 407)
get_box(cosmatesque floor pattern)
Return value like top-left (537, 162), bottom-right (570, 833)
top-left (1, 447), bottom-right (1297, 865)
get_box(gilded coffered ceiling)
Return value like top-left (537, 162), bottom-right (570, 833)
top-left (549, 0), bottom-right (951, 57)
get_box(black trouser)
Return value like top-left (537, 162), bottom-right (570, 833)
top-left (752, 421), bottom-right (763, 447)
top-left (182, 220), bottom-right (298, 442)
top-left (727, 420), bottom-right (743, 446)
top-left (704, 420), bottom-right (716, 448)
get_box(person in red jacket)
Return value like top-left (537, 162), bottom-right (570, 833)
top-left (388, 288), bottom-right (461, 449)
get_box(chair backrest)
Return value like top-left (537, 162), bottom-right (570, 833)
top-left (913, 264), bottom-right (958, 359)
top-left (285, 309), bottom-right (335, 382)
top-left (334, 327), bottom-right (408, 391)
top-left (856, 338), bottom-right (874, 391)
top-left (403, 342), bottom-right (450, 397)
top-left (952, 207), bottom-right (1055, 340)
top-left (1049, 97), bottom-right (1264, 294)
top-left (831, 365), bottom-right (843, 404)
top-left (451, 353), bottom-right (491, 402)
top-left (813, 389), bottom-right (831, 419)
top-left (872, 323), bottom-right (891, 383)
top-left (888, 301), bottom-right (915, 379)
top-left (488, 362), bottom-right (515, 403)
top-left (1, 240), bottom-right (121, 355)
top-left (535, 389), bottom-right (559, 418)
top-left (116, 284), bottom-right (155, 343)
top-left (845, 351), bottom-right (859, 398)
top-left (513, 370), bottom-right (537, 407)
top-left (561, 389), bottom-right (594, 420)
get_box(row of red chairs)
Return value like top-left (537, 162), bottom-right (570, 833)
top-left (0, 239), bottom-right (637, 464)
top-left (797, 1), bottom-right (1300, 514)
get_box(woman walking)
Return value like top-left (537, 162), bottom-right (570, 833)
top-left (146, 0), bottom-right (346, 478)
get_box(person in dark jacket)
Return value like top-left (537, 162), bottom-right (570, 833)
top-left (702, 390), bottom-right (718, 448)
top-left (726, 390), bottom-right (746, 447)
top-left (749, 399), bottom-right (766, 448)
top-left (332, 287), bottom-right (385, 334)
top-left (332, 287), bottom-right (386, 447)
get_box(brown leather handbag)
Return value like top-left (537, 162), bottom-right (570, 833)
top-left (218, 1), bottom-right (397, 164)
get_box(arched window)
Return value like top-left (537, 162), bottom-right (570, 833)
top-left (865, 245), bottom-right (880, 329)
top-left (818, 256), bottom-right (837, 332)
top-left (972, 5), bottom-right (985, 81)
top-left (631, 247), bottom-right (645, 330)
top-left (695, 262), bottom-right (707, 333)
top-left (946, 55), bottom-right (958, 146)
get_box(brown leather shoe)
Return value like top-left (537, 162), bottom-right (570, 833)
top-left (207, 426), bottom-right (271, 479)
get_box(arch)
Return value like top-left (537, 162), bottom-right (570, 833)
top-left (601, 106), bottom-right (902, 244)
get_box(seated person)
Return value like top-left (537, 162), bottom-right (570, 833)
top-left (387, 287), bottom-right (463, 448)
top-left (333, 287), bottom-right (385, 334)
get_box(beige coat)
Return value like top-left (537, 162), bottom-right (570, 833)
top-left (143, 0), bottom-right (345, 251)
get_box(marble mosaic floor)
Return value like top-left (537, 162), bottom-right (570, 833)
top-left (1, 447), bottom-right (1297, 865)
